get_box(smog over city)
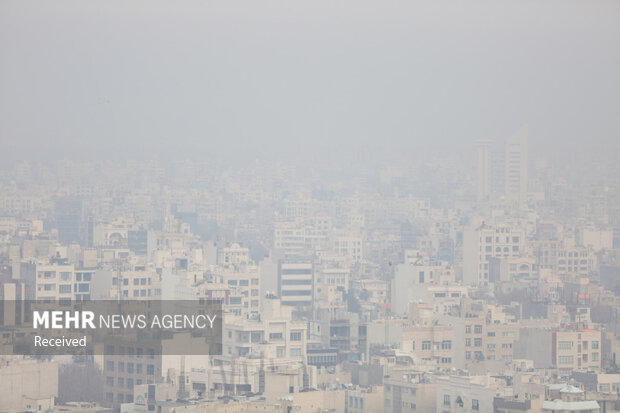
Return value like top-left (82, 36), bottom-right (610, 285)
top-left (0, 0), bottom-right (619, 412)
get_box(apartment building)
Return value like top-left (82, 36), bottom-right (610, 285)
top-left (332, 231), bottom-right (364, 262)
top-left (115, 269), bottom-right (161, 300)
top-left (0, 357), bottom-right (58, 412)
top-left (392, 258), bottom-right (458, 315)
top-left (534, 240), bottom-right (597, 279)
top-left (218, 243), bottom-right (251, 267)
top-left (463, 223), bottom-right (526, 286)
top-left (383, 371), bottom-right (437, 413)
top-left (35, 261), bottom-right (93, 301)
top-left (345, 387), bottom-right (384, 413)
top-left (223, 296), bottom-right (306, 360)
top-left (401, 324), bottom-right (455, 368)
top-left (461, 300), bottom-right (519, 365)
top-left (278, 261), bottom-right (313, 308)
top-left (215, 265), bottom-right (261, 314)
top-left (436, 375), bottom-right (510, 413)
top-left (553, 329), bottom-right (602, 371)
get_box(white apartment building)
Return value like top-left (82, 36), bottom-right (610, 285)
top-left (436, 375), bottom-right (510, 413)
top-left (217, 243), bottom-right (251, 267)
top-left (463, 223), bottom-right (526, 286)
top-left (278, 261), bottom-right (313, 308)
top-left (215, 265), bottom-right (261, 314)
top-left (35, 262), bottom-right (93, 301)
top-left (223, 297), bottom-right (307, 360)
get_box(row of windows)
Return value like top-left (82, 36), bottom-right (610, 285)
top-left (443, 395), bottom-right (479, 410)
top-left (465, 325), bottom-right (483, 334)
top-left (227, 279), bottom-right (259, 286)
top-left (105, 361), bottom-right (156, 374)
top-left (557, 353), bottom-right (601, 364)
top-left (415, 340), bottom-right (452, 351)
top-left (105, 392), bottom-right (136, 404)
top-left (106, 376), bottom-right (145, 389)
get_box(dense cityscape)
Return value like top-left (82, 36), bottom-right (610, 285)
top-left (1, 125), bottom-right (620, 412)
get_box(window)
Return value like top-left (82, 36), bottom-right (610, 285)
top-left (422, 341), bottom-right (431, 350)
top-left (465, 326), bottom-right (471, 334)
top-left (592, 353), bottom-right (599, 361)
top-left (443, 395), bottom-right (450, 406)
top-left (474, 325), bottom-right (482, 334)
top-left (592, 341), bottom-right (599, 349)
top-left (558, 356), bottom-right (574, 364)
top-left (466, 338), bottom-right (471, 347)
top-left (474, 338), bottom-right (482, 347)
top-left (147, 364), bottom-right (155, 375)
top-left (472, 399), bottom-right (479, 410)
top-left (558, 341), bottom-right (573, 350)
top-left (441, 340), bottom-right (452, 350)
top-left (269, 332), bottom-right (283, 340)
top-left (276, 347), bottom-right (284, 358)
top-left (290, 348), bottom-right (302, 357)
top-left (290, 332), bottom-right (302, 341)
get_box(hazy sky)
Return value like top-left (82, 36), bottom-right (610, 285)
top-left (0, 0), bottom-right (618, 163)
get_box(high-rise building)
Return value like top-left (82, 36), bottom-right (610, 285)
top-left (476, 140), bottom-right (491, 202)
top-left (278, 261), bottom-right (314, 308)
top-left (504, 125), bottom-right (528, 206)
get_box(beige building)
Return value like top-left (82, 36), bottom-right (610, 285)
top-left (35, 261), bottom-right (94, 301)
top-left (463, 223), bottom-right (526, 286)
top-left (436, 375), bottom-right (510, 413)
top-left (0, 357), bottom-right (58, 412)
top-left (553, 329), bottom-right (602, 371)
top-left (401, 324), bottom-right (455, 368)
top-left (383, 370), bottom-right (437, 413)
top-left (217, 243), bottom-right (251, 267)
top-left (346, 386), bottom-right (384, 413)
top-left (223, 296), bottom-right (306, 360)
